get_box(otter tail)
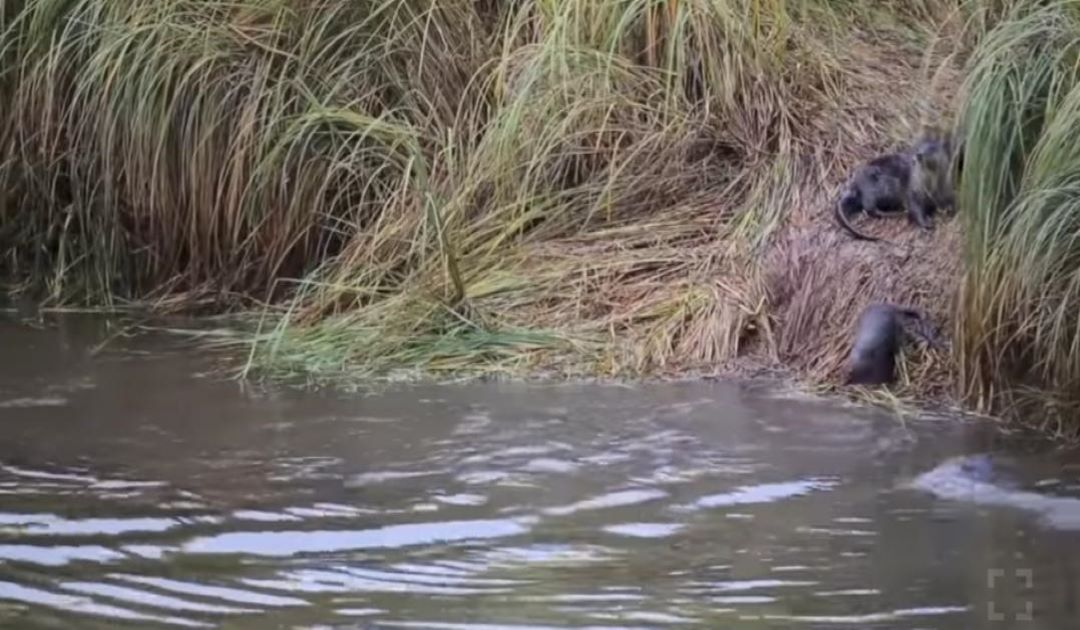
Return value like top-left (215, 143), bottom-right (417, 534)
top-left (835, 189), bottom-right (880, 242)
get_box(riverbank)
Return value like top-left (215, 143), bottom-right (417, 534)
top-left (2, 1), bottom-right (1079, 436)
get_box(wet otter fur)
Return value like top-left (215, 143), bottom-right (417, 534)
top-left (834, 129), bottom-right (960, 241)
top-left (845, 303), bottom-right (940, 385)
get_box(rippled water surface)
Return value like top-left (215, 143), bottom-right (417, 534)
top-left (1, 314), bottom-right (1079, 628)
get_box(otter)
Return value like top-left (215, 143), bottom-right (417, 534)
top-left (845, 303), bottom-right (940, 385)
top-left (834, 130), bottom-right (960, 241)
top-left (906, 134), bottom-right (957, 229)
top-left (834, 155), bottom-right (911, 242)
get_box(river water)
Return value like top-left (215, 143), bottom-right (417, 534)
top-left (0, 313), bottom-right (1078, 628)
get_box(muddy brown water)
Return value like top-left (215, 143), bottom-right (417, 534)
top-left (1, 314), bottom-right (1079, 629)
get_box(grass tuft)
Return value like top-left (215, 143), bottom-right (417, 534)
top-left (955, 0), bottom-right (1080, 435)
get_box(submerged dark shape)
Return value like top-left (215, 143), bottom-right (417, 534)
top-left (845, 303), bottom-right (938, 385)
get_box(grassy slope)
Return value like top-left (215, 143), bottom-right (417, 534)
top-left (3, 1), bottom-right (1080, 434)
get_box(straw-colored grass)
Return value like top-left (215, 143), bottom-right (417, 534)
top-left (0, 0), bottom-right (862, 374)
top-left (6, 0), bottom-right (1080, 435)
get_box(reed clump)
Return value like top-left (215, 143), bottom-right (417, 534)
top-left (954, 1), bottom-right (1080, 436)
top-left (6, 0), bottom-right (1080, 435)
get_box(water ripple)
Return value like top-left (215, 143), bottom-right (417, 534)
top-left (60, 581), bottom-right (259, 615)
top-left (0, 512), bottom-right (181, 536)
top-left (111, 575), bottom-right (308, 608)
top-left (685, 478), bottom-right (839, 510)
top-left (0, 544), bottom-right (125, 566)
top-left (183, 517), bottom-right (535, 556)
top-left (0, 581), bottom-right (209, 628)
top-left (542, 489), bottom-right (668, 517)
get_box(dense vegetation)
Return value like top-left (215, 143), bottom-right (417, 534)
top-left (2, 1), bottom-right (1080, 435)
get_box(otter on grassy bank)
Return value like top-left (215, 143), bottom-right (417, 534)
top-left (907, 134), bottom-right (957, 228)
top-left (845, 303), bottom-right (939, 385)
top-left (834, 154), bottom-right (911, 242)
top-left (834, 130), bottom-right (960, 241)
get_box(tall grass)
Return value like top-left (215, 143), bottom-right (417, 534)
top-left (0, 0), bottom-right (867, 378)
top-left (956, 1), bottom-right (1080, 434)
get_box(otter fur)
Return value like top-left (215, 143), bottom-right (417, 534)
top-left (845, 303), bottom-right (939, 385)
top-left (906, 134), bottom-right (957, 228)
top-left (834, 130), bottom-right (960, 241)
top-left (834, 154), bottom-right (912, 241)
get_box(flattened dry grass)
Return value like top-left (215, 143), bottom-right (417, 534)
top-left (240, 0), bottom-right (967, 383)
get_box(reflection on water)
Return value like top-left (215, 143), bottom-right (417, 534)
top-left (0, 313), bottom-right (1078, 628)
top-left (183, 517), bottom-right (536, 556)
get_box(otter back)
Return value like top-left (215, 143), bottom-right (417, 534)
top-left (845, 304), bottom-right (925, 385)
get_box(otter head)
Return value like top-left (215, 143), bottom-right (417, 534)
top-left (914, 138), bottom-right (953, 193)
top-left (914, 138), bottom-right (948, 165)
